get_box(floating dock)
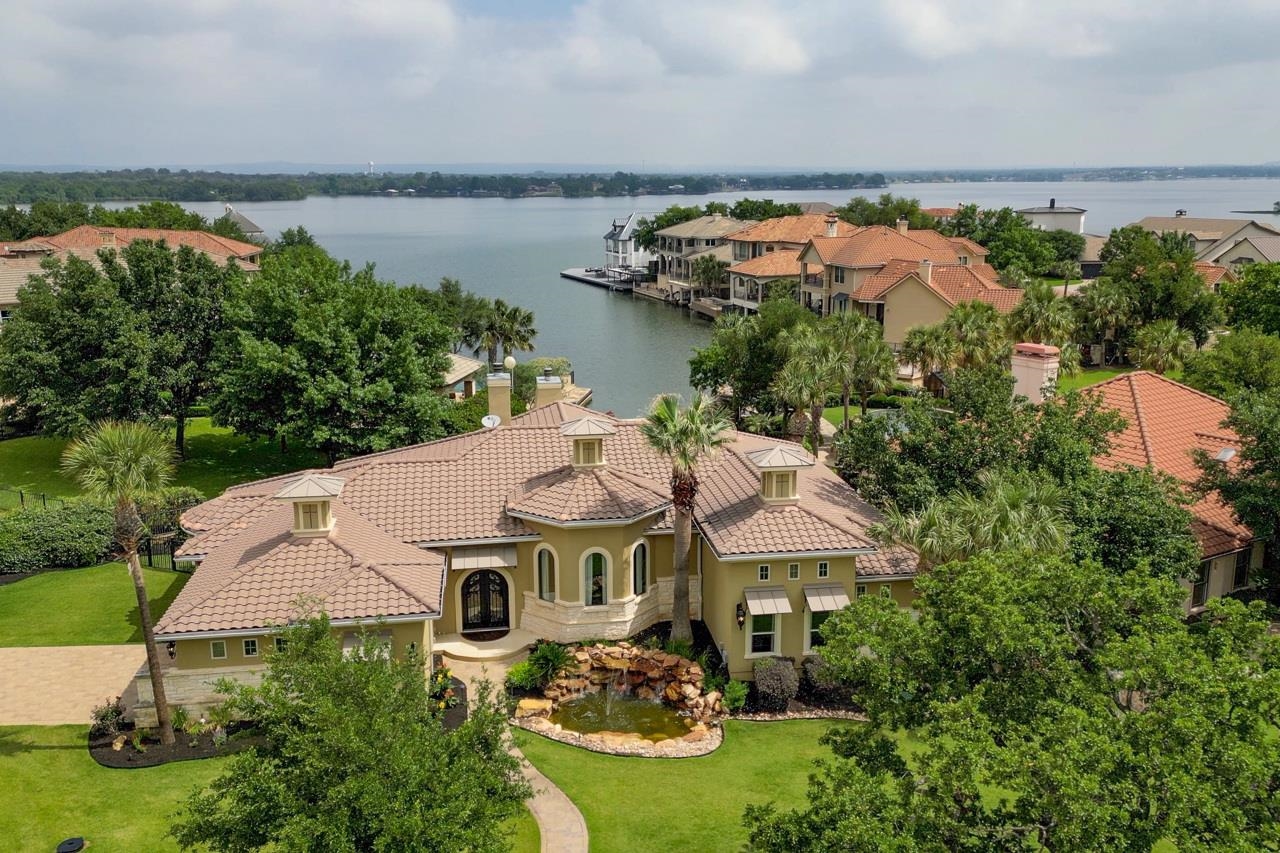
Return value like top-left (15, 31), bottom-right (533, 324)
top-left (560, 268), bottom-right (636, 292)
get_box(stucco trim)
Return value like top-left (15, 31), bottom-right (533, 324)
top-left (157, 612), bottom-right (440, 641)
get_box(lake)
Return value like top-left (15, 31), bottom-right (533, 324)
top-left (171, 178), bottom-right (1280, 415)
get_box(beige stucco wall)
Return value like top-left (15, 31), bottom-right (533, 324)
top-left (1214, 240), bottom-right (1267, 268)
top-left (876, 275), bottom-right (951, 345)
top-left (1183, 541), bottom-right (1263, 615)
top-left (170, 619), bottom-right (433, 670)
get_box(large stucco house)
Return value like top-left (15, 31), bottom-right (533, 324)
top-left (133, 381), bottom-right (917, 724)
top-left (1133, 214), bottom-right (1280, 262)
top-left (723, 213), bottom-right (858, 314)
top-left (653, 213), bottom-right (755, 304)
top-left (1088, 371), bottom-right (1263, 614)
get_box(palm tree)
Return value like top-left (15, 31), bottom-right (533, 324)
top-left (901, 323), bottom-right (958, 381)
top-left (640, 394), bottom-right (732, 644)
top-left (1054, 260), bottom-right (1082, 297)
top-left (774, 327), bottom-right (839, 453)
top-left (945, 301), bottom-right (1010, 369)
top-left (690, 254), bottom-right (730, 298)
top-left (62, 422), bottom-right (178, 745)
top-left (1133, 320), bottom-right (1193, 374)
top-left (1007, 281), bottom-right (1082, 374)
top-left (493, 299), bottom-right (537, 360)
top-left (848, 334), bottom-right (897, 416)
top-left (823, 312), bottom-right (877, 426)
top-left (470, 298), bottom-right (502, 367)
top-left (1075, 279), bottom-right (1134, 346)
top-left (869, 471), bottom-right (1067, 570)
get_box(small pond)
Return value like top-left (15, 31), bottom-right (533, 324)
top-left (548, 692), bottom-right (691, 742)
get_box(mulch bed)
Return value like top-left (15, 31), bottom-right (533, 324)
top-left (732, 697), bottom-right (867, 722)
top-left (88, 722), bottom-right (264, 769)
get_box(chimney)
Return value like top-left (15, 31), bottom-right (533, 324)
top-left (1049, 198), bottom-right (1056, 209)
top-left (1175, 209), bottom-right (1187, 218)
top-left (896, 216), bottom-right (908, 235)
top-left (1011, 343), bottom-right (1061, 403)
top-left (918, 259), bottom-right (933, 285)
top-left (824, 213), bottom-right (838, 238)
top-left (534, 366), bottom-right (564, 409)
top-left (487, 356), bottom-right (515, 425)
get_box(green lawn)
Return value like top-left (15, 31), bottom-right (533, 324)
top-left (0, 563), bottom-right (189, 646)
top-left (0, 417), bottom-right (323, 500)
top-left (515, 719), bottom-right (846, 852)
top-left (1057, 366), bottom-right (1132, 392)
top-left (0, 725), bottom-right (539, 853)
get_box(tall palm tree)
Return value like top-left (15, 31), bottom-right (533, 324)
top-left (774, 327), bottom-right (839, 453)
top-left (901, 323), bottom-right (959, 381)
top-left (848, 334), bottom-right (897, 416)
top-left (493, 299), bottom-right (537, 360)
top-left (1133, 320), bottom-right (1194, 375)
top-left (62, 422), bottom-right (178, 745)
top-left (869, 471), bottom-right (1067, 570)
top-left (1055, 260), bottom-right (1082, 297)
top-left (823, 312), bottom-right (877, 427)
top-left (639, 394), bottom-right (732, 644)
top-left (470, 298), bottom-right (502, 367)
top-left (1007, 281), bottom-right (1082, 375)
top-left (945, 301), bottom-right (1010, 369)
top-left (690, 254), bottom-right (730, 298)
top-left (1075, 279), bottom-right (1134, 346)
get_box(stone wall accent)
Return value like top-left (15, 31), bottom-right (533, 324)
top-left (515, 715), bottom-right (722, 758)
top-left (518, 577), bottom-right (702, 644)
top-left (129, 662), bottom-right (264, 728)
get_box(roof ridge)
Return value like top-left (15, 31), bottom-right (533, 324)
top-left (1124, 373), bottom-right (1158, 468)
top-left (159, 522), bottom-right (296, 629)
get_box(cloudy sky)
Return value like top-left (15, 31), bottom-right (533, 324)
top-left (4, 0), bottom-right (1278, 170)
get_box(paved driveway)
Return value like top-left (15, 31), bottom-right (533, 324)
top-left (0, 645), bottom-right (145, 725)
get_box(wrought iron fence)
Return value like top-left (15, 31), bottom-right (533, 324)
top-left (0, 487), bottom-right (66, 512)
top-left (139, 535), bottom-right (181, 572)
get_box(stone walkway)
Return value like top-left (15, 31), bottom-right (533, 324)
top-left (0, 644), bottom-right (145, 725)
top-left (444, 654), bottom-right (589, 853)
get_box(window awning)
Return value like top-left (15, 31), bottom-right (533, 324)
top-left (804, 584), bottom-right (851, 612)
top-left (452, 545), bottom-right (517, 570)
top-left (744, 587), bottom-right (793, 616)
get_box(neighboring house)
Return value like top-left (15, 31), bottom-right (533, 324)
top-left (0, 255), bottom-right (49, 322)
top-left (1199, 234), bottom-right (1280, 269)
top-left (440, 353), bottom-right (485, 399)
top-left (1194, 261), bottom-right (1236, 293)
top-left (794, 201), bottom-right (836, 214)
top-left (1079, 233), bottom-right (1108, 278)
top-left (134, 387), bottom-right (917, 723)
top-left (219, 204), bottom-right (265, 242)
top-left (921, 206), bottom-right (959, 224)
top-left (654, 214), bottom-right (755, 303)
top-left (37, 224), bottom-right (263, 272)
top-left (603, 213), bottom-right (654, 270)
top-left (1087, 372), bottom-right (1262, 614)
top-left (724, 214), bottom-right (858, 313)
top-left (1017, 199), bottom-right (1086, 233)
top-left (796, 220), bottom-right (1016, 352)
top-left (1133, 214), bottom-right (1280, 259)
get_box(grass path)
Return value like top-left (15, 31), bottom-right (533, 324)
top-left (0, 417), bottom-right (323, 500)
top-left (0, 725), bottom-right (539, 852)
top-left (515, 719), bottom-right (846, 852)
top-left (0, 564), bottom-right (189, 646)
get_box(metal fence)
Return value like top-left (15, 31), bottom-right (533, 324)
top-left (139, 535), bottom-right (181, 572)
top-left (0, 487), bottom-right (66, 512)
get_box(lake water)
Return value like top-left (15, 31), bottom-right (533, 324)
top-left (170, 179), bottom-right (1280, 415)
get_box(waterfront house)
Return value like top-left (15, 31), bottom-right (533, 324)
top-left (440, 353), bottom-right (485, 399)
top-left (796, 220), bottom-right (1018, 363)
top-left (34, 224), bottom-right (263, 272)
top-left (654, 214), bottom-right (755, 304)
top-left (1133, 214), bottom-right (1280, 260)
top-left (1017, 198), bottom-right (1086, 233)
top-left (1194, 261), bottom-right (1236, 293)
top-left (724, 214), bottom-right (858, 313)
top-left (219, 204), bottom-right (265, 241)
top-left (1087, 372), bottom-right (1262, 614)
top-left (603, 213), bottom-right (654, 271)
top-left (1198, 234), bottom-right (1280, 269)
top-left (133, 371), bottom-right (917, 723)
top-left (0, 254), bottom-right (49, 321)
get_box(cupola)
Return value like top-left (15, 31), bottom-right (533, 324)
top-left (274, 473), bottom-right (345, 536)
top-left (745, 445), bottom-right (813, 505)
top-left (558, 416), bottom-right (616, 469)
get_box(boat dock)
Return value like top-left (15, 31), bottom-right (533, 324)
top-left (560, 267), bottom-right (637, 292)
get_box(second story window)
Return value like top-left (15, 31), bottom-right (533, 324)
top-left (758, 564), bottom-right (770, 582)
top-left (834, 268), bottom-right (846, 284)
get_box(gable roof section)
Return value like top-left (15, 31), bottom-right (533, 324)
top-left (809, 225), bottom-right (968, 269)
top-left (728, 251), bottom-right (806, 279)
top-left (1193, 261), bottom-right (1235, 289)
top-left (725, 214), bottom-right (857, 245)
top-left (1086, 371), bottom-right (1253, 557)
top-left (506, 466), bottom-right (670, 525)
top-left (856, 260), bottom-right (1024, 313)
top-left (655, 215), bottom-right (756, 240)
top-left (1134, 217), bottom-right (1279, 244)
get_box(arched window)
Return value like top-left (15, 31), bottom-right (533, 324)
top-left (584, 552), bottom-right (608, 606)
top-left (537, 548), bottom-right (556, 602)
top-left (632, 542), bottom-right (649, 596)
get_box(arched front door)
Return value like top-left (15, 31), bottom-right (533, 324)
top-left (461, 570), bottom-right (509, 632)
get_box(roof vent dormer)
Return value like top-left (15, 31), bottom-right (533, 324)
top-left (746, 445), bottom-right (814, 505)
top-left (559, 416), bottom-right (616, 469)
top-left (274, 473), bottom-right (345, 536)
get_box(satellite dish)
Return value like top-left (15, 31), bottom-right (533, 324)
top-left (481, 414), bottom-right (501, 429)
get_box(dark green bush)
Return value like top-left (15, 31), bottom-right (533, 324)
top-left (90, 696), bottom-right (126, 736)
top-left (800, 654), bottom-right (848, 705)
top-left (0, 499), bottom-right (114, 574)
top-left (505, 660), bottom-right (540, 692)
top-left (526, 641), bottom-right (573, 686)
top-left (752, 656), bottom-right (799, 712)
top-left (136, 486), bottom-right (205, 538)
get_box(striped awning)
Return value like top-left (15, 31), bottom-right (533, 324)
top-left (804, 584), bottom-right (851, 613)
top-left (452, 545), bottom-right (517, 570)
top-left (744, 587), bottom-right (793, 616)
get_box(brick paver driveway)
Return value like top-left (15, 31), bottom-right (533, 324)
top-left (0, 645), bottom-right (145, 725)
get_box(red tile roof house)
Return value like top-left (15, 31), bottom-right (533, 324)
top-left (1087, 371), bottom-right (1262, 613)
top-left (129, 396), bottom-right (918, 725)
top-left (34, 224), bottom-right (263, 272)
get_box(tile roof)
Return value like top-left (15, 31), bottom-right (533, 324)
top-left (1232, 235), bottom-right (1280, 262)
top-left (655, 215), bottom-right (756, 239)
top-left (0, 256), bottom-right (48, 306)
top-left (182, 401), bottom-right (913, 571)
top-left (808, 225), bottom-right (967, 269)
top-left (855, 261), bottom-right (1024, 313)
top-left (40, 225), bottom-right (262, 270)
top-left (1134, 217), bottom-right (1279, 242)
top-left (921, 207), bottom-right (959, 218)
top-left (1193, 261), bottom-right (1235, 289)
top-left (160, 501), bottom-right (445, 636)
top-left (725, 214), bottom-right (857, 245)
top-left (443, 353), bottom-right (485, 386)
top-left (727, 251), bottom-right (806, 279)
top-left (1086, 371), bottom-right (1253, 558)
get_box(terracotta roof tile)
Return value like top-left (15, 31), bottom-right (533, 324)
top-left (1086, 371), bottom-right (1252, 557)
top-left (728, 251), bottom-right (807, 279)
top-left (1194, 261), bottom-right (1234, 288)
top-left (507, 466), bottom-right (670, 524)
top-left (725, 214), bottom-right (857, 245)
top-left (855, 262), bottom-right (1023, 313)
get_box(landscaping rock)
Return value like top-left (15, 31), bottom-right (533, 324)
top-left (515, 698), bottom-right (553, 718)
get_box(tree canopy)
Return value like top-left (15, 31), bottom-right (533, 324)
top-left (1221, 261), bottom-right (1280, 335)
top-left (0, 200), bottom-right (250, 242)
top-left (1182, 327), bottom-right (1280, 398)
top-left (170, 614), bottom-right (529, 852)
top-left (836, 194), bottom-right (937, 230)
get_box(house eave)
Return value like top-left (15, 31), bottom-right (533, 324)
top-left (505, 504), bottom-right (671, 530)
top-left (157, 611), bottom-right (442, 641)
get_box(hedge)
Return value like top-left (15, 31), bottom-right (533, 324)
top-left (0, 500), bottom-right (114, 574)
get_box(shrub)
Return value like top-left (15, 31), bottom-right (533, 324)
top-left (703, 670), bottom-right (727, 695)
top-left (752, 656), bottom-right (799, 712)
top-left (800, 654), bottom-right (848, 705)
top-left (663, 638), bottom-right (694, 660)
top-left (527, 641), bottom-right (573, 686)
top-left (505, 660), bottom-right (540, 692)
top-left (170, 706), bottom-right (191, 733)
top-left (90, 696), bottom-right (126, 736)
top-left (0, 499), bottom-right (114, 574)
top-left (722, 680), bottom-right (749, 712)
top-left (136, 486), bottom-right (205, 539)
